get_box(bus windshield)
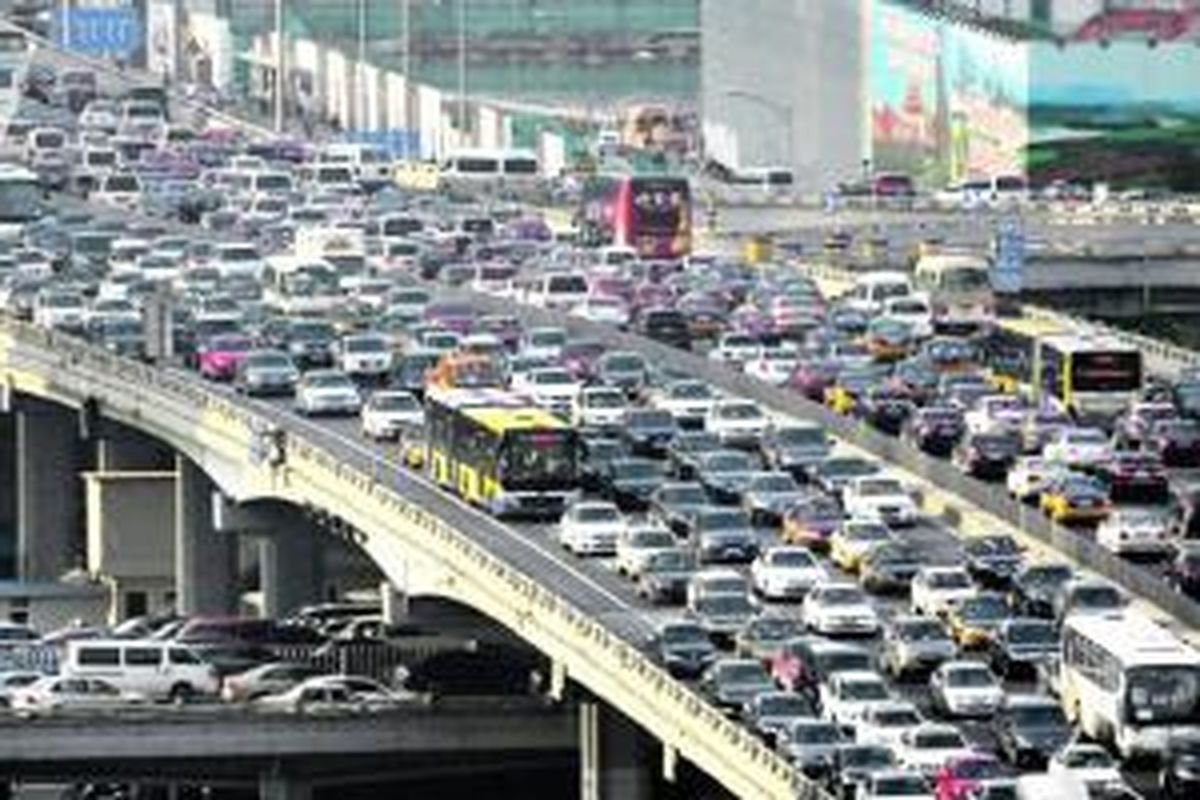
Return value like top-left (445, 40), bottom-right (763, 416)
top-left (0, 179), bottom-right (42, 223)
top-left (1070, 351), bottom-right (1141, 393)
top-left (1126, 665), bottom-right (1200, 724)
top-left (631, 179), bottom-right (687, 232)
top-left (501, 430), bottom-right (576, 490)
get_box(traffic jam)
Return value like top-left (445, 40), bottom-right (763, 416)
top-left (1, 43), bottom-right (1198, 800)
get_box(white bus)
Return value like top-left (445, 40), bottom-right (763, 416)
top-left (0, 163), bottom-right (42, 239)
top-left (262, 255), bottom-right (341, 316)
top-left (0, 29), bottom-right (29, 125)
top-left (1060, 613), bottom-right (1200, 759)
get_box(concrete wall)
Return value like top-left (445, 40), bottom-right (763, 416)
top-left (0, 583), bottom-right (108, 632)
top-left (701, 0), bottom-right (866, 191)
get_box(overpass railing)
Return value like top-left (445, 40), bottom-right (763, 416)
top-left (463, 293), bottom-right (1200, 632)
top-left (0, 316), bottom-right (810, 800)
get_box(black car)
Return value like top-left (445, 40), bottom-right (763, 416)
top-left (636, 548), bottom-right (697, 606)
top-left (667, 430), bottom-right (723, 480)
top-left (648, 482), bottom-right (709, 535)
top-left (695, 449), bottom-right (761, 505)
top-left (826, 744), bottom-right (898, 800)
top-left (634, 307), bottom-right (692, 350)
top-left (859, 385), bottom-right (914, 436)
top-left (962, 534), bottom-right (1023, 589)
top-left (759, 424), bottom-right (831, 479)
top-left (1099, 450), bottom-right (1170, 503)
top-left (650, 621), bottom-right (718, 679)
top-left (741, 691), bottom-right (818, 747)
top-left (620, 408), bottom-right (678, 456)
top-left (952, 431), bottom-right (1020, 480)
top-left (986, 618), bottom-right (1058, 679)
top-left (599, 457), bottom-right (667, 512)
top-left (285, 318), bottom-right (337, 368)
top-left (578, 436), bottom-right (628, 493)
top-left (1162, 735), bottom-right (1200, 799)
top-left (1008, 563), bottom-right (1074, 618)
top-left (1168, 543), bottom-right (1200, 600)
top-left (1173, 380), bottom-right (1200, 421)
top-left (995, 696), bottom-right (1072, 768)
top-left (858, 542), bottom-right (922, 594)
top-left (1146, 419), bottom-right (1200, 467)
top-left (902, 405), bottom-right (965, 456)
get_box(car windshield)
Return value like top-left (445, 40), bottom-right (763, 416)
top-left (1011, 703), bottom-right (1066, 728)
top-left (698, 594), bottom-right (754, 616)
top-left (822, 587), bottom-right (867, 606)
top-left (873, 776), bottom-right (931, 796)
top-left (749, 616), bottom-right (804, 641)
top-left (605, 354), bottom-right (644, 372)
top-left (791, 724), bottom-right (841, 744)
top-left (614, 461), bottom-right (662, 480)
top-left (308, 373), bottom-right (353, 389)
top-left (842, 746), bottom-right (894, 769)
top-left (857, 478), bottom-right (904, 497)
top-left (929, 571), bottom-right (972, 589)
top-left (373, 393), bottom-right (419, 411)
top-left (900, 620), bottom-right (948, 641)
top-left (661, 486), bottom-right (707, 505)
top-left (661, 625), bottom-right (708, 646)
top-left (1073, 585), bottom-right (1124, 609)
top-left (647, 550), bottom-right (695, 572)
top-left (959, 596), bottom-right (1007, 621)
top-left (842, 679), bottom-right (889, 701)
top-left (818, 458), bottom-right (876, 479)
top-left (946, 666), bottom-right (996, 688)
top-left (248, 353), bottom-right (290, 368)
top-left (346, 337), bottom-right (386, 353)
top-left (630, 411), bottom-right (674, 429)
top-left (1007, 622), bottom-right (1056, 645)
top-left (700, 511), bottom-right (750, 531)
top-left (770, 549), bottom-right (817, 568)
top-left (586, 390), bottom-right (625, 408)
top-left (722, 663), bottom-right (769, 684)
top-left (953, 759), bottom-right (1003, 779)
top-left (718, 403), bottom-right (762, 420)
top-left (576, 506), bottom-right (619, 523)
top-left (754, 475), bottom-right (799, 493)
top-left (1062, 748), bottom-right (1115, 769)
top-left (915, 729), bottom-right (966, 749)
top-left (706, 453), bottom-right (755, 472)
top-left (875, 708), bottom-right (922, 727)
top-left (775, 427), bottom-right (825, 446)
top-left (670, 382), bottom-right (715, 399)
top-left (758, 694), bottom-right (812, 717)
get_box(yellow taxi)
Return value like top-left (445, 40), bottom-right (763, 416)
top-left (1038, 473), bottom-right (1111, 524)
top-left (829, 520), bottom-right (895, 574)
top-left (947, 592), bottom-right (1009, 649)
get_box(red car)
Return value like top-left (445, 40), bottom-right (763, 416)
top-left (198, 333), bottom-right (254, 381)
top-left (934, 753), bottom-right (1008, 800)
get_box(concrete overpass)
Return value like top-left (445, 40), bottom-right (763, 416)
top-left (0, 318), bottom-right (799, 800)
top-left (0, 701), bottom-right (574, 798)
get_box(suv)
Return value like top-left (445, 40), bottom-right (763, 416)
top-left (634, 307), bottom-right (691, 350)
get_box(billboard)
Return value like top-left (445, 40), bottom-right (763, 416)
top-left (868, 1), bottom-right (1027, 186)
top-left (1026, 40), bottom-right (1200, 190)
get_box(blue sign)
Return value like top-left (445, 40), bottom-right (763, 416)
top-left (344, 129), bottom-right (421, 159)
top-left (992, 217), bottom-right (1025, 294)
top-left (53, 8), bottom-right (143, 57)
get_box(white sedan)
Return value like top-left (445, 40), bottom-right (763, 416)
top-left (821, 669), bottom-right (892, 725)
top-left (910, 567), bottom-right (975, 618)
top-left (294, 369), bottom-right (362, 417)
top-left (10, 676), bottom-right (146, 717)
top-left (802, 582), bottom-right (880, 636)
top-left (1095, 507), bottom-right (1173, 556)
top-left (1006, 456), bottom-right (1059, 502)
top-left (558, 501), bottom-right (626, 556)
top-left (858, 701), bottom-right (927, 751)
top-left (614, 526), bottom-right (676, 579)
top-left (1042, 427), bottom-right (1113, 468)
top-left (1047, 743), bottom-right (1126, 795)
top-left (360, 390), bottom-right (424, 440)
top-left (750, 546), bottom-right (828, 601)
top-left (842, 476), bottom-right (918, 527)
top-left (895, 723), bottom-right (974, 774)
top-left (929, 661), bottom-right (1003, 719)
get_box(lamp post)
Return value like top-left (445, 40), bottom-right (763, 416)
top-left (718, 89), bottom-right (794, 171)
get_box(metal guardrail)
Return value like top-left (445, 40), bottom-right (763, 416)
top-left (0, 318), bottom-right (808, 800)
top-left (463, 292), bottom-right (1200, 632)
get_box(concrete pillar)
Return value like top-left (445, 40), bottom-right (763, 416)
top-left (380, 580), bottom-right (409, 624)
top-left (0, 413), bottom-right (17, 579)
top-left (174, 456), bottom-right (236, 616)
top-left (580, 703), bottom-right (653, 800)
top-left (259, 771), bottom-right (311, 800)
top-left (96, 427), bottom-right (171, 471)
top-left (259, 511), bottom-right (324, 619)
top-left (16, 401), bottom-right (82, 580)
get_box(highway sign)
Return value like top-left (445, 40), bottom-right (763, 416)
top-left (53, 7), bottom-right (143, 57)
top-left (992, 217), bottom-right (1025, 294)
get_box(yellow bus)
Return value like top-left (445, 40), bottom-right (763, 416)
top-left (985, 316), bottom-right (1142, 424)
top-left (425, 388), bottom-right (578, 518)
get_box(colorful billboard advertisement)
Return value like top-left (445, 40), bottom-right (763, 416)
top-left (869, 1), bottom-right (1027, 186)
top-left (1026, 41), bottom-right (1200, 190)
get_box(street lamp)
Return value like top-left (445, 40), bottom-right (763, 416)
top-left (718, 89), bottom-right (794, 171)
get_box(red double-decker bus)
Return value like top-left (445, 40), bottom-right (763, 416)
top-left (579, 174), bottom-right (692, 259)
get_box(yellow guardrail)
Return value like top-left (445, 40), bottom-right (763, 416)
top-left (0, 317), bottom-right (808, 800)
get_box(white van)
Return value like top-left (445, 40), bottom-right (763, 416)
top-left (528, 271), bottom-right (588, 312)
top-left (93, 172), bottom-right (142, 210)
top-left (212, 241), bottom-right (266, 281)
top-left (318, 143), bottom-right (391, 186)
top-left (913, 252), bottom-right (994, 334)
top-left (248, 170), bottom-right (294, 197)
top-left (844, 271), bottom-right (914, 315)
top-left (62, 639), bottom-right (219, 701)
